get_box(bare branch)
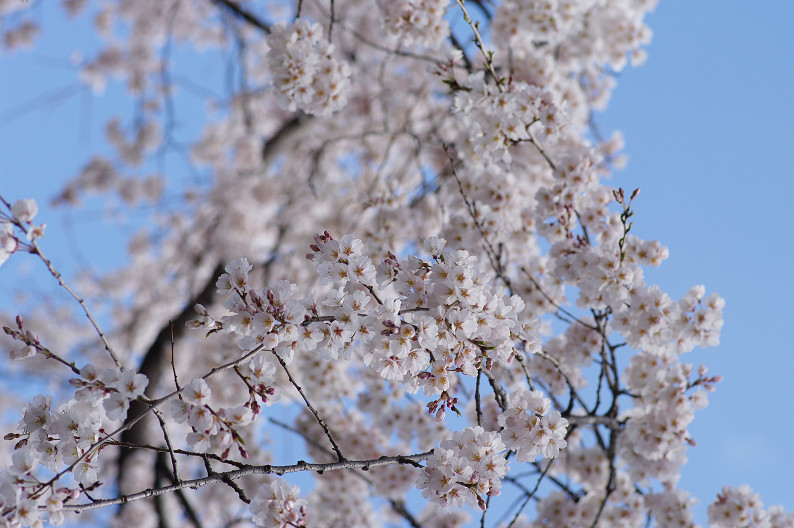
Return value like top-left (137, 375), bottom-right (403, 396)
top-left (60, 452), bottom-right (433, 513)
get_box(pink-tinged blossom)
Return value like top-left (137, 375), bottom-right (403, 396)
top-left (266, 20), bottom-right (350, 117)
top-left (0, 221), bottom-right (17, 267)
top-left (73, 460), bottom-right (98, 485)
top-left (102, 392), bottom-right (129, 421)
top-left (418, 426), bottom-right (507, 511)
top-left (170, 398), bottom-right (192, 424)
top-left (10, 449), bottom-right (37, 476)
top-left (184, 378), bottom-right (211, 405)
top-left (708, 485), bottom-right (769, 528)
top-left (250, 478), bottom-right (307, 528)
top-left (110, 370), bottom-right (148, 399)
top-left (498, 389), bottom-right (568, 462)
top-left (378, 0), bottom-right (449, 48)
top-left (11, 198), bottom-right (37, 223)
top-left (0, 0), bottom-right (770, 519)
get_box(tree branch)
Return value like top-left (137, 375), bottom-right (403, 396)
top-left (60, 452), bottom-right (433, 513)
top-left (209, 0), bottom-right (271, 34)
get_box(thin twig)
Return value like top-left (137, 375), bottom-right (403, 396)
top-left (104, 441), bottom-right (246, 469)
top-left (482, 368), bottom-right (507, 411)
top-left (506, 460), bottom-right (555, 528)
top-left (156, 455), bottom-right (204, 528)
top-left (453, 0), bottom-right (502, 88)
top-left (28, 239), bottom-right (123, 370)
top-left (520, 268), bottom-right (597, 331)
top-left (475, 368), bottom-right (483, 426)
top-left (269, 419), bottom-right (426, 528)
top-left (272, 352), bottom-right (346, 462)
top-left (152, 407), bottom-right (180, 482)
top-left (32, 344), bottom-right (269, 498)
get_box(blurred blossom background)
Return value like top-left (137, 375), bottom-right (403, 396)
top-left (1, 1), bottom-right (793, 523)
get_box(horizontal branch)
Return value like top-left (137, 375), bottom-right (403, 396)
top-left (58, 451), bottom-right (433, 513)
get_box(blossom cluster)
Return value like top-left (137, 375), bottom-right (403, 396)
top-left (249, 477), bottom-right (307, 528)
top-left (0, 363), bottom-right (147, 526)
top-left (417, 426), bottom-right (508, 511)
top-left (0, 198), bottom-right (44, 267)
top-left (199, 233), bottom-right (536, 422)
top-left (305, 232), bottom-right (534, 406)
top-left (378, 0), bottom-right (450, 48)
top-left (620, 353), bottom-right (721, 485)
top-left (708, 485), bottom-right (769, 528)
top-left (193, 256), bottom-right (309, 365)
top-left (169, 378), bottom-right (254, 457)
top-left (497, 389), bottom-right (568, 461)
top-left (267, 19), bottom-right (351, 116)
top-left (0, 461), bottom-right (71, 527)
top-left (2, 0), bottom-right (792, 525)
top-left (645, 489), bottom-right (699, 528)
top-left (527, 472), bottom-right (645, 528)
top-left (613, 284), bottom-right (724, 355)
top-left (491, 0), bottom-right (654, 102)
top-left (452, 78), bottom-right (560, 168)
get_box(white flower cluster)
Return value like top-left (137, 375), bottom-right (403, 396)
top-left (492, 0), bottom-right (652, 71)
top-left (492, 0), bottom-right (597, 52)
top-left (453, 78), bottom-right (560, 168)
top-left (613, 285), bottom-right (724, 355)
top-left (645, 489), bottom-right (698, 528)
top-left (497, 389), bottom-right (568, 461)
top-left (529, 473), bottom-right (645, 528)
top-left (1, 198), bottom-right (44, 268)
top-left (169, 378), bottom-right (254, 456)
top-left (267, 19), bottom-right (350, 117)
top-left (0, 460), bottom-right (72, 527)
top-left (378, 0), bottom-right (449, 48)
top-left (305, 232), bottom-right (532, 409)
top-left (620, 354), bottom-right (721, 485)
top-left (417, 426), bottom-right (507, 511)
top-left (708, 485), bottom-right (769, 528)
top-left (197, 257), bottom-right (309, 366)
top-left (69, 364), bottom-right (149, 422)
top-left (250, 478), bottom-right (307, 528)
top-left (0, 364), bottom-right (147, 526)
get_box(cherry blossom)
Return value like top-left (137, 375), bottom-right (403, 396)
top-left (0, 0), bottom-right (788, 527)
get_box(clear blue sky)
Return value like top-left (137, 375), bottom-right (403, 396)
top-left (601, 1), bottom-right (794, 519)
top-left (1, 1), bottom-right (793, 524)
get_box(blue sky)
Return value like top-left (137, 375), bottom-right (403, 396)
top-left (2, 0), bottom-right (793, 524)
top-left (601, 1), bottom-right (794, 519)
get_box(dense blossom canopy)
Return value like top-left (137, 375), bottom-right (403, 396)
top-left (0, 1), bottom-right (789, 527)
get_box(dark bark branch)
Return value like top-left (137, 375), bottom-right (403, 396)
top-left (117, 262), bottom-right (225, 503)
top-left (210, 0), bottom-right (271, 34)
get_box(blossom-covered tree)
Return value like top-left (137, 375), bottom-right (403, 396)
top-left (0, 1), bottom-right (790, 527)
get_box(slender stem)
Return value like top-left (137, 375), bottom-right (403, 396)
top-left (272, 352), bottom-right (346, 461)
top-left (28, 238), bottom-right (123, 370)
top-left (453, 0), bottom-right (502, 88)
